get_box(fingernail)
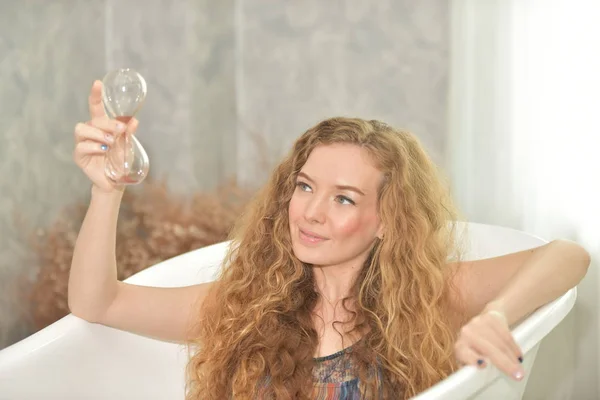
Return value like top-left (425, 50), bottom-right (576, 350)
top-left (477, 359), bottom-right (485, 367)
top-left (518, 356), bottom-right (523, 363)
top-left (105, 133), bottom-right (114, 143)
top-left (100, 144), bottom-right (108, 151)
top-left (115, 123), bottom-right (126, 133)
top-left (514, 370), bottom-right (524, 380)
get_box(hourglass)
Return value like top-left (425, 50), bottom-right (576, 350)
top-left (101, 68), bottom-right (150, 185)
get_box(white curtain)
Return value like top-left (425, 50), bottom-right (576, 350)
top-left (448, 1), bottom-right (600, 398)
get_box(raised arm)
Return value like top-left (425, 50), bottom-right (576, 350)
top-left (67, 81), bottom-right (212, 343)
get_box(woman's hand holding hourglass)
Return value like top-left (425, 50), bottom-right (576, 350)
top-left (73, 80), bottom-right (139, 194)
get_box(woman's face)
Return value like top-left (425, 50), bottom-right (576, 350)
top-left (288, 143), bottom-right (384, 269)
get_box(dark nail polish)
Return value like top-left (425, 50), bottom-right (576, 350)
top-left (518, 356), bottom-right (523, 363)
top-left (477, 359), bottom-right (485, 366)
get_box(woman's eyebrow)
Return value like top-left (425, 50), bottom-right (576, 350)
top-left (297, 172), bottom-right (365, 196)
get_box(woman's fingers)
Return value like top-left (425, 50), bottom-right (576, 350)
top-left (471, 316), bottom-right (520, 362)
top-left (74, 118), bottom-right (126, 144)
top-left (457, 322), bottom-right (525, 380)
top-left (485, 313), bottom-right (523, 362)
top-left (89, 116), bottom-right (127, 135)
top-left (454, 340), bottom-right (487, 369)
top-left (88, 80), bottom-right (106, 119)
top-left (73, 140), bottom-right (110, 160)
top-left (74, 122), bottom-right (114, 145)
top-left (73, 115), bottom-right (139, 170)
top-left (125, 117), bottom-right (139, 135)
top-left (473, 312), bottom-right (524, 362)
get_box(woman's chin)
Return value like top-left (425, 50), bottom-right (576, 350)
top-left (292, 243), bottom-right (328, 265)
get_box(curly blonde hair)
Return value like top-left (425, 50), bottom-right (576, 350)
top-left (185, 117), bottom-right (465, 399)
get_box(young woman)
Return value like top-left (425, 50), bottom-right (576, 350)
top-left (68, 81), bottom-right (590, 399)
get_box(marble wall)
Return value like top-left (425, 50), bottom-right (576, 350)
top-left (237, 0), bottom-right (450, 183)
top-left (0, 1), bottom-right (109, 348)
top-left (0, 0), bottom-right (449, 349)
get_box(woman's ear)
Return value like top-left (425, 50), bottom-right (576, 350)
top-left (376, 223), bottom-right (385, 240)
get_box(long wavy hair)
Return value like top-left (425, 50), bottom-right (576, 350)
top-left (185, 117), bottom-right (466, 399)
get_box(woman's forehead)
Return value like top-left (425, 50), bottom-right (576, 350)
top-left (300, 144), bottom-right (383, 193)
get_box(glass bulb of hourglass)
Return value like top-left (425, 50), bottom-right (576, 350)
top-left (101, 68), bottom-right (150, 185)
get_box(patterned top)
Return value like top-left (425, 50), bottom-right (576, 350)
top-left (312, 343), bottom-right (382, 400)
top-left (256, 342), bottom-right (383, 399)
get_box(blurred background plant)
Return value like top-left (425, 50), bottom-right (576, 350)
top-left (19, 178), bottom-right (252, 331)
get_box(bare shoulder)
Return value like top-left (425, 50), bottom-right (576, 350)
top-left (97, 280), bottom-right (215, 343)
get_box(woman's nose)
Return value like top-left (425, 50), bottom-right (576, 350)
top-left (304, 196), bottom-right (327, 224)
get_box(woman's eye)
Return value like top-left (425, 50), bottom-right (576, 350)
top-left (336, 196), bottom-right (355, 205)
top-left (296, 182), bottom-right (312, 192)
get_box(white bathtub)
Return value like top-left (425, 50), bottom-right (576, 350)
top-left (0, 222), bottom-right (576, 399)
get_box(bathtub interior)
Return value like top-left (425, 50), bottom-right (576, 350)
top-left (0, 222), bottom-right (577, 400)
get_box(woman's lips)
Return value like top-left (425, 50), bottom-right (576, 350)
top-left (299, 228), bottom-right (328, 244)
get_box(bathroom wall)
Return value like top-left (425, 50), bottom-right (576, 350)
top-left (0, 1), bottom-right (109, 347)
top-left (236, 0), bottom-right (450, 184)
top-left (0, 0), bottom-right (449, 349)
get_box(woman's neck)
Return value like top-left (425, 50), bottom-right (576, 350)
top-left (312, 259), bottom-right (363, 304)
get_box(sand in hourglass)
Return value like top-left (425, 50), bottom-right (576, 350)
top-left (116, 116), bottom-right (133, 124)
top-left (108, 115), bottom-right (147, 184)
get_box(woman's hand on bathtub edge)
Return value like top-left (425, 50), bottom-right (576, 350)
top-left (454, 306), bottom-right (526, 381)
